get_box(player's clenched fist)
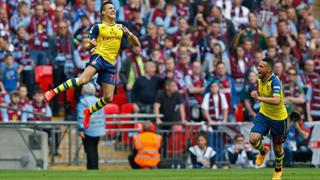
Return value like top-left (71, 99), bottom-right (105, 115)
top-left (121, 27), bottom-right (132, 36)
top-left (250, 90), bottom-right (259, 100)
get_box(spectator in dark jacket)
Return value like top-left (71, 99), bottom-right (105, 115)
top-left (132, 61), bottom-right (161, 113)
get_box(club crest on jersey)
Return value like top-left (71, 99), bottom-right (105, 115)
top-left (266, 85), bottom-right (270, 91)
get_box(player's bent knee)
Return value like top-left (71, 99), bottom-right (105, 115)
top-left (249, 133), bottom-right (261, 144)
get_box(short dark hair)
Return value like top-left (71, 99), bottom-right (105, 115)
top-left (10, 91), bottom-right (20, 98)
top-left (234, 133), bottom-right (244, 141)
top-left (100, 1), bottom-right (113, 14)
top-left (34, 89), bottom-right (44, 95)
top-left (165, 79), bottom-right (175, 86)
top-left (197, 132), bottom-right (207, 140)
top-left (262, 57), bottom-right (274, 69)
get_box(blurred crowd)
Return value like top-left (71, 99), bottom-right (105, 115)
top-left (0, 0), bottom-right (319, 166)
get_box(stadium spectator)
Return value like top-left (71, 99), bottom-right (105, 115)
top-left (154, 79), bottom-right (186, 126)
top-left (256, 0), bottom-right (278, 37)
top-left (307, 75), bottom-right (320, 121)
top-left (0, 36), bottom-right (14, 62)
top-left (206, 62), bottom-right (238, 122)
top-left (301, 60), bottom-right (319, 121)
top-left (230, 46), bottom-right (250, 94)
top-left (26, 89), bottom-right (52, 121)
top-left (9, 1), bottom-right (31, 32)
top-left (18, 85), bottom-right (30, 108)
top-left (274, 61), bottom-right (287, 83)
top-left (285, 110), bottom-right (313, 166)
top-left (0, 7), bottom-right (10, 39)
top-left (202, 40), bottom-right (231, 77)
top-left (28, 4), bottom-right (53, 66)
top-left (202, 81), bottom-right (228, 123)
top-left (12, 26), bottom-right (35, 96)
top-left (243, 71), bottom-right (260, 121)
top-left (283, 68), bottom-right (305, 115)
top-left (129, 121), bottom-right (162, 169)
top-left (216, 0), bottom-right (250, 31)
top-left (73, 32), bottom-right (91, 76)
top-left (77, 83), bottom-right (105, 170)
top-left (132, 61), bottom-right (161, 113)
top-left (2, 91), bottom-right (24, 122)
top-left (226, 133), bottom-right (254, 168)
top-left (185, 61), bottom-right (206, 116)
top-left (233, 13), bottom-right (268, 50)
top-left (49, 21), bottom-right (75, 114)
top-left (0, 54), bottom-right (21, 94)
top-left (187, 133), bottom-right (216, 169)
top-left (120, 46), bottom-right (146, 102)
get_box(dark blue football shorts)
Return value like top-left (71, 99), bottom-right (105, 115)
top-left (86, 54), bottom-right (117, 86)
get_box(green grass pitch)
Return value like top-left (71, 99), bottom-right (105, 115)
top-left (0, 168), bottom-right (319, 180)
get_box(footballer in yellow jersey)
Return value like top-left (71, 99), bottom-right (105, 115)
top-left (249, 57), bottom-right (288, 180)
top-left (44, 1), bottom-right (140, 129)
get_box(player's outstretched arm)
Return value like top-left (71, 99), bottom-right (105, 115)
top-left (122, 27), bottom-right (141, 47)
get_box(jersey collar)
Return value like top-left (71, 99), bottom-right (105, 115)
top-left (260, 73), bottom-right (274, 84)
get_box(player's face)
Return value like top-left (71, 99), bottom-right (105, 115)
top-left (103, 4), bottom-right (116, 20)
top-left (257, 61), bottom-right (271, 78)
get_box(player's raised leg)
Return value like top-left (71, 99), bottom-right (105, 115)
top-left (44, 66), bottom-right (97, 101)
top-left (250, 132), bottom-right (270, 166)
top-left (83, 82), bottom-right (115, 129)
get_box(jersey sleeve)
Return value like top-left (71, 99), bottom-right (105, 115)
top-left (271, 78), bottom-right (282, 96)
top-left (88, 23), bottom-right (99, 39)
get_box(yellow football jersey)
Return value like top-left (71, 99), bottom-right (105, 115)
top-left (257, 74), bottom-right (288, 120)
top-left (89, 22), bottom-right (123, 65)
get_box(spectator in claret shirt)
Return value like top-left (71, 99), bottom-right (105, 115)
top-left (206, 62), bottom-right (238, 122)
top-left (0, 7), bottom-right (10, 39)
top-left (277, 42), bottom-right (300, 71)
top-left (2, 91), bottom-right (25, 122)
top-left (0, 54), bottom-right (21, 94)
top-left (274, 61), bottom-right (287, 83)
top-left (283, 68), bottom-right (305, 115)
top-left (43, 0), bottom-right (54, 18)
top-left (230, 46), bottom-right (250, 94)
top-left (141, 23), bottom-right (159, 56)
top-left (18, 85), bottom-right (31, 107)
top-left (28, 4), bottom-right (53, 66)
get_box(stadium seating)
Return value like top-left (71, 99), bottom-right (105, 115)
top-left (35, 65), bottom-right (53, 92)
top-left (104, 103), bottom-right (120, 137)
